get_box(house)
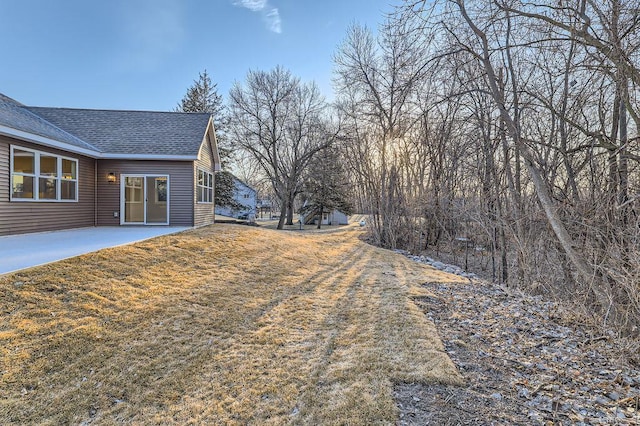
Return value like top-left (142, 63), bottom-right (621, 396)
top-left (303, 209), bottom-right (349, 226)
top-left (214, 175), bottom-right (257, 219)
top-left (0, 93), bottom-right (220, 236)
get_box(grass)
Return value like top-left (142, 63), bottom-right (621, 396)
top-left (1, 223), bottom-right (464, 424)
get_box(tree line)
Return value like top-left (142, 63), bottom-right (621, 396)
top-left (332, 0), bottom-right (639, 333)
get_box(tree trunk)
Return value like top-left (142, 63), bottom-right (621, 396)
top-left (277, 202), bottom-right (286, 230)
top-left (285, 194), bottom-right (295, 225)
top-left (618, 90), bottom-right (629, 217)
top-left (317, 205), bottom-right (323, 229)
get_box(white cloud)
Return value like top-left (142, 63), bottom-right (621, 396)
top-left (234, 0), bottom-right (282, 34)
top-left (234, 0), bottom-right (267, 11)
top-left (265, 8), bottom-right (281, 33)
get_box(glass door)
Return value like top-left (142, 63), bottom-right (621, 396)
top-left (146, 176), bottom-right (168, 224)
top-left (123, 176), bottom-right (144, 223)
top-left (121, 175), bottom-right (169, 225)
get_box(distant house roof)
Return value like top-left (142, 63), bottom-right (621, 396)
top-left (27, 107), bottom-right (212, 158)
top-left (0, 93), bottom-right (216, 161)
top-left (232, 175), bottom-right (257, 194)
top-left (0, 95), bottom-right (98, 154)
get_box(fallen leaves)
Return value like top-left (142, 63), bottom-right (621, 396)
top-left (397, 278), bottom-right (640, 425)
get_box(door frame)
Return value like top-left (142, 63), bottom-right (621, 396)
top-left (120, 174), bottom-right (170, 225)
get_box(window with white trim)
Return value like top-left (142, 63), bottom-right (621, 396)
top-left (11, 146), bottom-right (78, 202)
top-left (197, 169), bottom-right (213, 203)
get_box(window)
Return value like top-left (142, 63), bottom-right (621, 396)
top-left (197, 169), bottom-right (213, 203)
top-left (11, 146), bottom-right (78, 202)
top-left (39, 154), bottom-right (57, 199)
top-left (11, 149), bottom-right (35, 199)
top-left (61, 159), bottom-right (77, 200)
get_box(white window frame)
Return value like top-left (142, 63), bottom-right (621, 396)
top-left (197, 168), bottom-right (213, 204)
top-left (10, 145), bottom-right (79, 202)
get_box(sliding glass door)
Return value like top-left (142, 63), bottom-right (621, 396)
top-left (121, 175), bottom-right (169, 225)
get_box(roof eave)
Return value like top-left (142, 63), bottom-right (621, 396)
top-left (98, 153), bottom-right (198, 161)
top-left (203, 116), bottom-right (222, 171)
top-left (0, 124), bottom-right (100, 158)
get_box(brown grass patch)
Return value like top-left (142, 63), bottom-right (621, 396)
top-left (1, 224), bottom-right (462, 424)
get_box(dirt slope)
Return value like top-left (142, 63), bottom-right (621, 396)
top-left (1, 224), bottom-right (461, 425)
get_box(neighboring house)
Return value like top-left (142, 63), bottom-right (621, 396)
top-left (215, 175), bottom-right (257, 219)
top-left (303, 209), bottom-right (349, 226)
top-left (0, 93), bottom-right (220, 236)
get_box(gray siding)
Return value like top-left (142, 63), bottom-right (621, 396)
top-left (0, 135), bottom-right (96, 236)
top-left (193, 135), bottom-right (215, 227)
top-left (96, 160), bottom-right (194, 226)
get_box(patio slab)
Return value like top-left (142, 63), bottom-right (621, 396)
top-left (0, 226), bottom-right (190, 275)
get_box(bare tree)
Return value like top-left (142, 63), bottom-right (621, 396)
top-left (228, 66), bottom-right (331, 229)
top-left (333, 20), bottom-right (434, 247)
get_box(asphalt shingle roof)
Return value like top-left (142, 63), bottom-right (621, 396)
top-left (27, 107), bottom-right (211, 157)
top-left (0, 95), bottom-right (99, 152)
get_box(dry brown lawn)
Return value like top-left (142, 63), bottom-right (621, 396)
top-left (1, 223), bottom-right (463, 425)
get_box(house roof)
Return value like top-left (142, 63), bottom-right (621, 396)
top-left (0, 95), bottom-right (99, 153)
top-left (27, 107), bottom-right (212, 158)
top-left (0, 93), bottom-right (217, 161)
top-left (232, 175), bottom-right (257, 194)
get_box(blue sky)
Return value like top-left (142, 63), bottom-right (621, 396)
top-left (0, 0), bottom-right (396, 111)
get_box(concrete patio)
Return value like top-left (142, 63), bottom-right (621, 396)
top-left (0, 226), bottom-right (190, 275)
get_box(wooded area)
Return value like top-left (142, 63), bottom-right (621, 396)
top-left (331, 0), bottom-right (639, 333)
